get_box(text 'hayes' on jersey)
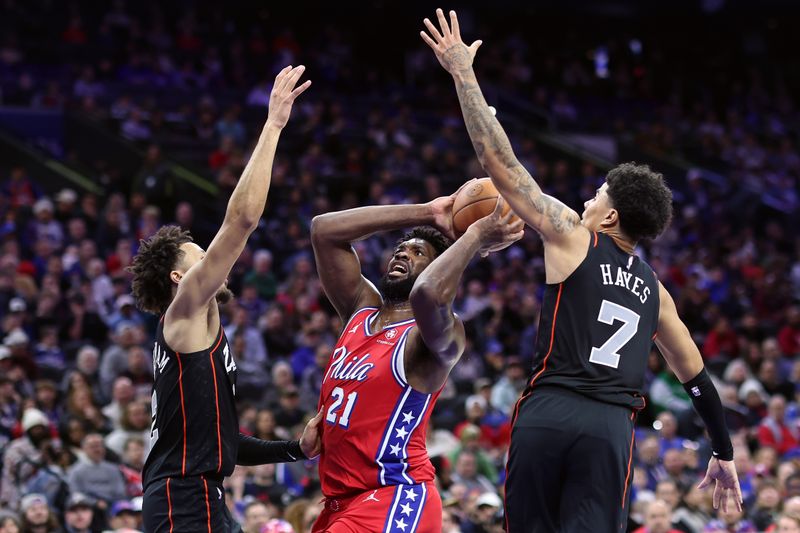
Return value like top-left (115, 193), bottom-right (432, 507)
top-left (528, 232), bottom-right (660, 409)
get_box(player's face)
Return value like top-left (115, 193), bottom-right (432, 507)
top-left (175, 243), bottom-right (234, 304)
top-left (581, 182), bottom-right (615, 231)
top-left (389, 239), bottom-right (434, 275)
top-left (379, 238), bottom-right (437, 303)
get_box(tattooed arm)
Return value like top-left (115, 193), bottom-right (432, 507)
top-left (421, 9), bottom-right (585, 243)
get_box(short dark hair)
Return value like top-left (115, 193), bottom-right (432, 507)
top-left (605, 163), bottom-right (673, 242)
top-left (397, 226), bottom-right (452, 257)
top-left (128, 226), bottom-right (192, 315)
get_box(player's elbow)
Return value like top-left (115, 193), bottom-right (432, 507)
top-left (310, 214), bottom-right (333, 243)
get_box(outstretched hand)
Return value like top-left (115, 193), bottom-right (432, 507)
top-left (420, 9), bottom-right (482, 77)
top-left (427, 178), bottom-right (479, 241)
top-left (299, 410), bottom-right (323, 459)
top-left (698, 458), bottom-right (743, 513)
top-left (266, 65), bottom-right (312, 130)
top-left (471, 196), bottom-right (524, 257)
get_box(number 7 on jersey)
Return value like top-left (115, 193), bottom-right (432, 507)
top-left (589, 300), bottom-right (640, 369)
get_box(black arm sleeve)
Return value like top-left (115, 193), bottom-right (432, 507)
top-left (236, 434), bottom-right (307, 466)
top-left (682, 368), bottom-right (734, 461)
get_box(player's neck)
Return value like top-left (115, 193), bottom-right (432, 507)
top-left (375, 301), bottom-right (414, 328)
top-left (600, 228), bottom-right (636, 255)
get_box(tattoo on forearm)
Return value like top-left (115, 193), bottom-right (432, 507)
top-left (451, 57), bottom-right (578, 234)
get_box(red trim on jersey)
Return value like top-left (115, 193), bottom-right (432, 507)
top-left (176, 353), bottom-right (187, 476)
top-left (652, 331), bottom-right (658, 340)
top-left (621, 425), bottom-right (636, 508)
top-left (202, 476), bottom-right (211, 533)
top-left (209, 352), bottom-right (222, 472)
top-left (593, 231), bottom-right (598, 247)
top-left (209, 329), bottom-right (224, 472)
top-left (505, 283), bottom-right (564, 532)
top-left (528, 283), bottom-right (564, 387)
top-left (166, 477), bottom-right (174, 533)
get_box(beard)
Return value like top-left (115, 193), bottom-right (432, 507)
top-left (216, 287), bottom-right (234, 305)
top-left (377, 272), bottom-right (418, 304)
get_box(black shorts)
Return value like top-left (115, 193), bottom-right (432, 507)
top-left (142, 475), bottom-right (242, 533)
top-left (504, 386), bottom-right (637, 533)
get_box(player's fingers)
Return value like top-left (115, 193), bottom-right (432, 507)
top-left (697, 472), bottom-right (711, 490)
top-left (286, 65), bottom-right (306, 89)
top-left (436, 8), bottom-right (450, 37)
top-left (712, 481), bottom-right (722, 510)
top-left (290, 79), bottom-right (312, 99)
top-left (492, 196), bottom-right (506, 217)
top-left (423, 18), bottom-right (443, 42)
top-left (735, 482), bottom-right (743, 506)
top-left (273, 65), bottom-right (293, 92)
top-left (469, 40), bottom-right (483, 55)
top-left (309, 409), bottom-right (324, 426)
top-left (449, 10), bottom-right (460, 39)
top-left (509, 218), bottom-right (525, 232)
top-left (420, 31), bottom-right (438, 50)
top-left (510, 230), bottom-right (525, 242)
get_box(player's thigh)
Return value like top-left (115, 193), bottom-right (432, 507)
top-left (560, 401), bottom-right (635, 533)
top-left (505, 390), bottom-right (573, 532)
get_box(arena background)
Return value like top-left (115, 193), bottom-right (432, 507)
top-left (0, 0), bottom-right (798, 531)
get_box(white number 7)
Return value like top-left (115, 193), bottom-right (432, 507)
top-left (589, 300), bottom-right (640, 369)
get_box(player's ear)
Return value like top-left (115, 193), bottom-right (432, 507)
top-left (601, 208), bottom-right (619, 230)
top-left (170, 270), bottom-right (183, 285)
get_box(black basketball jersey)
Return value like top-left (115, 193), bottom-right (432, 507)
top-left (528, 232), bottom-right (660, 409)
top-left (142, 320), bottom-right (239, 488)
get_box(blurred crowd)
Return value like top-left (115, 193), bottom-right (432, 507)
top-left (0, 1), bottom-right (799, 533)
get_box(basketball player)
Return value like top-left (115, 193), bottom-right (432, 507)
top-left (129, 65), bottom-right (322, 533)
top-left (309, 191), bottom-right (523, 531)
top-left (422, 9), bottom-right (742, 532)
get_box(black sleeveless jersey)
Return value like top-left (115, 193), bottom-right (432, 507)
top-left (142, 321), bottom-right (239, 488)
top-left (528, 232), bottom-right (660, 409)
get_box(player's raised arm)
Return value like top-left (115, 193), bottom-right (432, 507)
top-left (421, 9), bottom-right (583, 244)
top-left (654, 281), bottom-right (743, 512)
top-left (408, 198), bottom-right (524, 384)
top-left (310, 193), bottom-right (458, 321)
top-left (169, 66), bottom-right (310, 319)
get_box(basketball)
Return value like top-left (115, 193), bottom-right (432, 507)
top-left (452, 177), bottom-right (515, 236)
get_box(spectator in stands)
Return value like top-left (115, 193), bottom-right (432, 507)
top-left (0, 408), bottom-right (50, 510)
top-left (62, 493), bottom-right (94, 533)
top-left (758, 396), bottom-right (800, 455)
top-left (66, 433), bottom-right (127, 507)
top-left (18, 493), bottom-right (60, 533)
top-left (633, 499), bottom-right (684, 533)
top-left (104, 400), bottom-right (150, 457)
top-left (489, 357), bottom-right (526, 416)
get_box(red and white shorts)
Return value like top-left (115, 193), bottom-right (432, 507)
top-left (312, 483), bottom-right (442, 533)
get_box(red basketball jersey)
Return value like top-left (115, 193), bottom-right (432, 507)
top-left (318, 307), bottom-right (440, 498)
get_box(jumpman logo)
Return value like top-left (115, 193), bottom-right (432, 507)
top-left (362, 490), bottom-right (380, 503)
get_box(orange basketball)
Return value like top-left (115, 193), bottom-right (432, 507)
top-left (452, 177), bottom-right (515, 236)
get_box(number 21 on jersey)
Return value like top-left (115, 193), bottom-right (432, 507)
top-left (589, 300), bottom-right (640, 369)
top-left (326, 387), bottom-right (358, 428)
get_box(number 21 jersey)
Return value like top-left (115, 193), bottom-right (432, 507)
top-left (318, 308), bottom-right (440, 498)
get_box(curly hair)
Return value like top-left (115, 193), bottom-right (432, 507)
top-left (397, 226), bottom-right (452, 257)
top-left (605, 163), bottom-right (673, 242)
top-left (128, 225), bottom-right (193, 315)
